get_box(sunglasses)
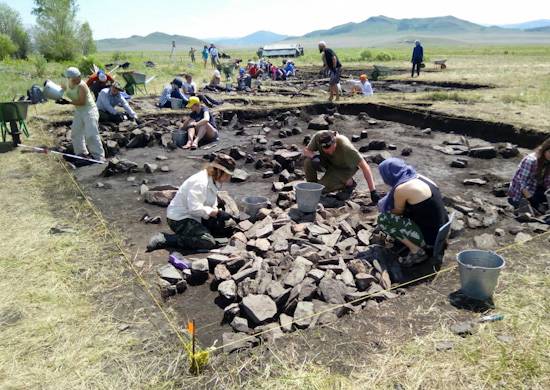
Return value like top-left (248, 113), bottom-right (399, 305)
top-left (321, 141), bottom-right (335, 149)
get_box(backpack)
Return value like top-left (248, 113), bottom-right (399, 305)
top-left (27, 85), bottom-right (45, 104)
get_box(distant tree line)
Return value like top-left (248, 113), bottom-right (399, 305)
top-left (0, 0), bottom-right (95, 61)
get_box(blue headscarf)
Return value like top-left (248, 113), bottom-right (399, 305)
top-left (377, 158), bottom-right (418, 213)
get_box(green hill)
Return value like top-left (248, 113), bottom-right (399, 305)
top-left (96, 32), bottom-right (206, 51)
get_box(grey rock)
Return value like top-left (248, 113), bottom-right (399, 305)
top-left (222, 332), bottom-right (257, 354)
top-left (191, 258), bottom-right (209, 273)
top-left (298, 278), bottom-right (318, 301)
top-left (246, 216), bottom-right (274, 239)
top-left (339, 267), bottom-right (355, 287)
top-left (273, 239), bottom-right (289, 252)
top-left (450, 321), bottom-right (477, 337)
top-left (319, 230), bottom-right (341, 247)
top-left (514, 232), bottom-right (532, 243)
top-left (318, 278), bottom-right (346, 305)
top-left (473, 233), bottom-right (497, 250)
top-left (269, 224), bottom-right (294, 242)
top-left (218, 191), bottom-right (240, 217)
top-left (232, 267), bottom-right (258, 283)
top-left (357, 229), bottom-right (372, 246)
top-left (307, 268), bottom-right (325, 282)
top-left (157, 264), bottom-right (183, 284)
top-left (307, 115), bottom-right (330, 130)
top-left (230, 316), bottom-right (251, 333)
top-left (266, 281), bottom-right (286, 300)
top-left (214, 264), bottom-right (231, 281)
top-left (355, 273), bottom-right (376, 291)
top-left (338, 220), bottom-right (355, 237)
top-left (464, 178), bottom-right (487, 186)
top-left (307, 224), bottom-right (330, 236)
top-left (231, 168), bottom-right (249, 183)
top-left (293, 301), bottom-right (315, 328)
top-left (144, 163), bottom-right (158, 173)
top-left (144, 190), bottom-right (177, 207)
top-left (469, 146), bottom-right (497, 159)
top-left (218, 280), bottom-right (237, 300)
top-left (450, 218), bottom-right (465, 238)
top-left (279, 313), bottom-right (293, 332)
top-left (436, 340), bottom-right (455, 351)
top-left (241, 294), bottom-right (277, 325)
top-left (336, 237), bottom-right (358, 253)
top-left (347, 259), bottom-right (368, 275)
top-left (283, 266), bottom-right (306, 288)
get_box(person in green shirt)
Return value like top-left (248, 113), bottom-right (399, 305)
top-left (303, 130), bottom-right (380, 201)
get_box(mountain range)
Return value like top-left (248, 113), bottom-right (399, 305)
top-left (95, 16), bottom-right (550, 51)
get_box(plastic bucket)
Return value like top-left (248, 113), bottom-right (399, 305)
top-left (170, 97), bottom-right (183, 109)
top-left (171, 129), bottom-right (187, 147)
top-left (456, 250), bottom-right (505, 301)
top-left (295, 182), bottom-right (324, 213)
top-left (43, 80), bottom-right (64, 100)
top-left (242, 196), bottom-right (269, 217)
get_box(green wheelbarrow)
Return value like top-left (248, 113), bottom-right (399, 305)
top-left (121, 71), bottom-right (156, 95)
top-left (0, 101), bottom-right (31, 146)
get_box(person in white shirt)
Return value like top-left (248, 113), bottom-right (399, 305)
top-left (146, 154), bottom-right (237, 252)
top-left (96, 82), bottom-right (138, 123)
top-left (351, 74), bottom-right (374, 96)
top-left (182, 74), bottom-right (197, 95)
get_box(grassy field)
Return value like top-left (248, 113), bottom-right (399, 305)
top-left (2, 45), bottom-right (550, 132)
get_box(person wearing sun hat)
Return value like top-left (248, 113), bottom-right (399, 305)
top-left (158, 77), bottom-right (188, 108)
top-left (181, 96), bottom-right (218, 150)
top-left (86, 69), bottom-right (114, 99)
top-left (60, 66), bottom-right (105, 161)
top-left (351, 74), bottom-right (374, 96)
top-left (146, 153), bottom-right (237, 252)
top-left (96, 81), bottom-right (138, 124)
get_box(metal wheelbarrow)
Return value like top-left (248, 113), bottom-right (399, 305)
top-left (0, 101), bottom-right (31, 146)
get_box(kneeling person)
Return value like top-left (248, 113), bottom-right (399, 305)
top-left (377, 158), bottom-right (449, 266)
top-left (182, 96), bottom-right (219, 150)
top-left (96, 82), bottom-right (138, 123)
top-left (303, 130), bottom-right (379, 200)
top-left (147, 154), bottom-right (236, 252)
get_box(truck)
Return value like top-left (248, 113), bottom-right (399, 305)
top-left (257, 44), bottom-right (304, 58)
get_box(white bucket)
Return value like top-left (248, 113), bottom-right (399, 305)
top-left (295, 182), bottom-right (324, 213)
top-left (43, 80), bottom-right (64, 100)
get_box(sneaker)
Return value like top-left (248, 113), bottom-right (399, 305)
top-left (399, 248), bottom-right (428, 267)
top-left (146, 233), bottom-right (166, 252)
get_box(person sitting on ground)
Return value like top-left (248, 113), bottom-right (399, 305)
top-left (86, 70), bottom-right (114, 99)
top-left (282, 59), bottom-right (296, 78)
top-left (146, 154), bottom-right (236, 252)
top-left (203, 69), bottom-right (225, 92)
top-left (377, 158), bottom-right (449, 266)
top-left (411, 40), bottom-right (424, 78)
top-left (508, 137), bottom-right (550, 213)
top-left (181, 96), bottom-right (218, 150)
top-left (351, 74), bottom-right (373, 96)
top-left (182, 74), bottom-right (197, 95)
top-left (158, 78), bottom-right (187, 108)
top-left (96, 82), bottom-right (138, 124)
top-left (269, 63), bottom-right (284, 80)
top-left (247, 61), bottom-right (263, 79)
top-left (303, 130), bottom-right (380, 200)
top-left (237, 68), bottom-right (252, 91)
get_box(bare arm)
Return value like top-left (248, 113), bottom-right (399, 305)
top-left (71, 84), bottom-right (88, 106)
top-left (358, 159), bottom-right (376, 192)
top-left (391, 186), bottom-right (407, 216)
top-left (195, 110), bottom-right (210, 126)
top-left (303, 146), bottom-right (315, 159)
top-left (332, 55), bottom-right (337, 69)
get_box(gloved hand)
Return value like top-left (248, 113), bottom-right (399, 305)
top-left (310, 155), bottom-right (324, 172)
top-left (134, 117), bottom-right (142, 125)
top-left (217, 210), bottom-right (233, 222)
top-left (55, 98), bottom-right (71, 105)
top-left (370, 190), bottom-right (381, 203)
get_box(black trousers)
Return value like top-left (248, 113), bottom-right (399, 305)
top-left (99, 110), bottom-right (125, 124)
top-left (411, 62), bottom-right (421, 77)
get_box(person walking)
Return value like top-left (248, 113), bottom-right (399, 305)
top-left (318, 41), bottom-right (342, 102)
top-left (59, 67), bottom-right (105, 161)
top-left (202, 45), bottom-right (209, 69)
top-left (411, 40), bottom-right (424, 77)
top-left (189, 47), bottom-right (196, 63)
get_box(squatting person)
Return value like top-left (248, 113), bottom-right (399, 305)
top-left (508, 137), bottom-right (550, 213)
top-left (303, 130), bottom-right (380, 200)
top-left (96, 82), bottom-right (138, 124)
top-left (158, 78), bottom-right (187, 108)
top-left (58, 66), bottom-right (105, 161)
top-left (377, 158), bottom-right (449, 266)
top-left (146, 154), bottom-right (236, 252)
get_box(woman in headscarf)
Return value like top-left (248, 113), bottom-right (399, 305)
top-left (377, 158), bottom-right (448, 266)
top-left (60, 67), bottom-right (105, 161)
top-left (146, 153), bottom-right (236, 252)
top-left (508, 137), bottom-right (550, 213)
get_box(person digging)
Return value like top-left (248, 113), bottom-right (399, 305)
top-left (303, 130), bottom-right (380, 202)
top-left (146, 153), bottom-right (237, 252)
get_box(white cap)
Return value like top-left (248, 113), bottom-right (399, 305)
top-left (64, 67), bottom-right (81, 78)
top-left (98, 73), bottom-right (107, 82)
top-left (318, 41), bottom-right (327, 47)
top-left (213, 70), bottom-right (221, 78)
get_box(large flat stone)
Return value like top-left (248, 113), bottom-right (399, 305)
top-left (241, 294), bottom-right (277, 325)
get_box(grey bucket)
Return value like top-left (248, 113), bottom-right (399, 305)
top-left (242, 196), bottom-right (269, 217)
top-left (170, 97), bottom-right (183, 109)
top-left (456, 250), bottom-right (505, 301)
top-left (172, 129), bottom-right (187, 147)
top-left (295, 182), bottom-right (324, 213)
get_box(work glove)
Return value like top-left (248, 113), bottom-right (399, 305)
top-left (134, 117), bottom-right (143, 125)
top-left (370, 190), bottom-right (381, 203)
top-left (217, 210), bottom-right (233, 222)
top-left (55, 98), bottom-right (71, 105)
top-left (310, 155), bottom-right (324, 172)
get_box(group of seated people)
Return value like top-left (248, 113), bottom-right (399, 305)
top-left (159, 75), bottom-right (221, 109)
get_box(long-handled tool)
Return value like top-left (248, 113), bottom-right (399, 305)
top-left (18, 144), bottom-right (105, 164)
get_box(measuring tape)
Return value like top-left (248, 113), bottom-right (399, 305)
top-left (18, 144), bottom-right (106, 164)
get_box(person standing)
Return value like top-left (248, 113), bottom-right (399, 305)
top-left (318, 41), bottom-right (342, 102)
top-left (209, 44), bottom-right (220, 68)
top-left (189, 47), bottom-right (196, 63)
top-left (59, 67), bottom-right (105, 161)
top-left (202, 45), bottom-right (209, 69)
top-left (146, 154), bottom-right (237, 252)
top-left (411, 40), bottom-right (424, 77)
top-left (303, 130), bottom-right (379, 200)
top-left (96, 82), bottom-right (138, 123)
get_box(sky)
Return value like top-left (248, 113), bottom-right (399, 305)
top-left (9, 0), bottom-right (550, 40)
